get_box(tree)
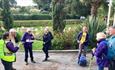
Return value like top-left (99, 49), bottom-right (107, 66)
top-left (64, 0), bottom-right (91, 17)
top-left (2, 0), bottom-right (14, 30)
top-left (80, 0), bottom-right (103, 17)
top-left (52, 0), bottom-right (66, 33)
top-left (33, 0), bottom-right (51, 11)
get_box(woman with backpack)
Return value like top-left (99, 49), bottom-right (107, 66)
top-left (92, 32), bottom-right (109, 70)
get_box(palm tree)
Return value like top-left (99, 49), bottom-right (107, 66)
top-left (80, 0), bottom-right (107, 18)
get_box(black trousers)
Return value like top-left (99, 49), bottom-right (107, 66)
top-left (109, 60), bottom-right (115, 70)
top-left (1, 59), bottom-right (13, 70)
top-left (42, 46), bottom-right (49, 59)
top-left (24, 46), bottom-right (34, 62)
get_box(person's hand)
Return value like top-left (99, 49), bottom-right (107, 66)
top-left (92, 48), bottom-right (96, 53)
top-left (26, 39), bottom-right (30, 42)
top-left (77, 40), bottom-right (80, 43)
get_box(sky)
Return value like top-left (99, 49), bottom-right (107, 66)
top-left (16, 0), bottom-right (36, 6)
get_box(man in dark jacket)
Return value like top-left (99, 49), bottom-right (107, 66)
top-left (43, 27), bottom-right (53, 61)
top-left (77, 26), bottom-right (89, 61)
top-left (21, 28), bottom-right (36, 65)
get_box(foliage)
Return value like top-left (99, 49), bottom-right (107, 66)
top-left (52, 0), bottom-right (66, 33)
top-left (33, 0), bottom-right (51, 11)
top-left (13, 14), bottom-right (52, 20)
top-left (85, 17), bottom-right (106, 48)
top-left (51, 24), bottom-right (82, 50)
top-left (2, 0), bottom-right (13, 30)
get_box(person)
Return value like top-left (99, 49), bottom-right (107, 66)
top-left (42, 27), bottom-right (53, 61)
top-left (92, 32), bottom-right (109, 70)
top-left (9, 29), bottom-right (19, 70)
top-left (21, 28), bottom-right (36, 65)
top-left (1, 32), bottom-right (19, 70)
top-left (107, 26), bottom-right (115, 70)
top-left (77, 26), bottom-right (89, 61)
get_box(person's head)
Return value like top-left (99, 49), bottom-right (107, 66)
top-left (108, 26), bottom-right (115, 36)
top-left (9, 28), bottom-right (16, 37)
top-left (3, 32), bottom-right (10, 40)
top-left (96, 32), bottom-right (106, 41)
top-left (82, 26), bottom-right (88, 32)
top-left (44, 27), bottom-right (49, 34)
top-left (26, 28), bottom-right (32, 34)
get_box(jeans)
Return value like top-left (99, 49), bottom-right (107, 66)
top-left (1, 59), bottom-right (13, 70)
top-left (78, 43), bottom-right (87, 59)
top-left (24, 46), bottom-right (34, 62)
top-left (98, 66), bottom-right (104, 70)
top-left (109, 60), bottom-right (115, 70)
top-left (42, 46), bottom-right (49, 60)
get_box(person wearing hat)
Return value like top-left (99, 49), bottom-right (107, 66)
top-left (21, 28), bottom-right (36, 65)
top-left (1, 32), bottom-right (19, 70)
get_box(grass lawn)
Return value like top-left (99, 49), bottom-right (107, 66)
top-left (19, 40), bottom-right (43, 51)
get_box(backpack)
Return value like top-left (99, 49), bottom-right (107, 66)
top-left (0, 39), bottom-right (5, 58)
top-left (78, 54), bottom-right (87, 66)
top-left (107, 36), bottom-right (115, 59)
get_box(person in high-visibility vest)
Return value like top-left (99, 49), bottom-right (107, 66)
top-left (76, 26), bottom-right (89, 62)
top-left (1, 32), bottom-right (19, 70)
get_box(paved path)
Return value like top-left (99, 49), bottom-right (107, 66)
top-left (0, 52), bottom-right (108, 70)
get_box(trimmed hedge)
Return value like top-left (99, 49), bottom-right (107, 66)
top-left (13, 14), bottom-right (52, 20)
top-left (12, 14), bottom-right (82, 20)
top-left (0, 20), bottom-right (82, 27)
top-left (14, 20), bottom-right (52, 27)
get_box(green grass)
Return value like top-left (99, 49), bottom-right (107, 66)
top-left (19, 40), bottom-right (43, 50)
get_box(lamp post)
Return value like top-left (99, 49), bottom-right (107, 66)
top-left (113, 7), bottom-right (115, 27)
top-left (107, 0), bottom-right (112, 28)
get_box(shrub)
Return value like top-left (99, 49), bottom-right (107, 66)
top-left (13, 20), bottom-right (52, 27)
top-left (51, 26), bottom-right (81, 50)
top-left (85, 17), bottom-right (106, 48)
top-left (13, 14), bottom-right (52, 20)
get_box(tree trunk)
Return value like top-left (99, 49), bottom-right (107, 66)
top-left (90, 0), bottom-right (101, 17)
top-left (52, 0), bottom-right (65, 33)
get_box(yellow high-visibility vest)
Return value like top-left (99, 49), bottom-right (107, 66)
top-left (0, 40), bottom-right (15, 62)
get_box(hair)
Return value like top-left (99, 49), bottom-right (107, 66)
top-left (9, 28), bottom-right (16, 32)
top-left (96, 32), bottom-right (106, 40)
top-left (3, 32), bottom-right (9, 40)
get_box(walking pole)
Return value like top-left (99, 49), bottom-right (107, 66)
top-left (88, 51), bottom-right (94, 70)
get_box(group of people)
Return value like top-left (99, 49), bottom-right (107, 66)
top-left (77, 25), bottom-right (115, 70)
top-left (1, 25), bottom-right (115, 70)
top-left (0, 27), bottom-right (53, 70)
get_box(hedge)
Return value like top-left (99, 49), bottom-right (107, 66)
top-left (12, 14), bottom-right (82, 20)
top-left (13, 14), bottom-right (52, 20)
top-left (14, 20), bottom-right (52, 27)
top-left (0, 20), bottom-right (82, 27)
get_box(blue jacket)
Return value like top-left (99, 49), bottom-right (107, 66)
top-left (43, 32), bottom-right (53, 48)
top-left (107, 35), bottom-right (115, 59)
top-left (77, 31), bottom-right (89, 46)
top-left (94, 39), bottom-right (109, 67)
top-left (21, 32), bottom-right (34, 47)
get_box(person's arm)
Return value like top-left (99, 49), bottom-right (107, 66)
top-left (76, 32), bottom-right (82, 43)
top-left (49, 32), bottom-right (53, 40)
top-left (94, 43), bottom-right (106, 57)
top-left (6, 42), bottom-right (19, 53)
top-left (21, 33), bottom-right (27, 43)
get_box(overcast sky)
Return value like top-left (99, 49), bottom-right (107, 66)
top-left (16, 0), bottom-right (36, 6)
